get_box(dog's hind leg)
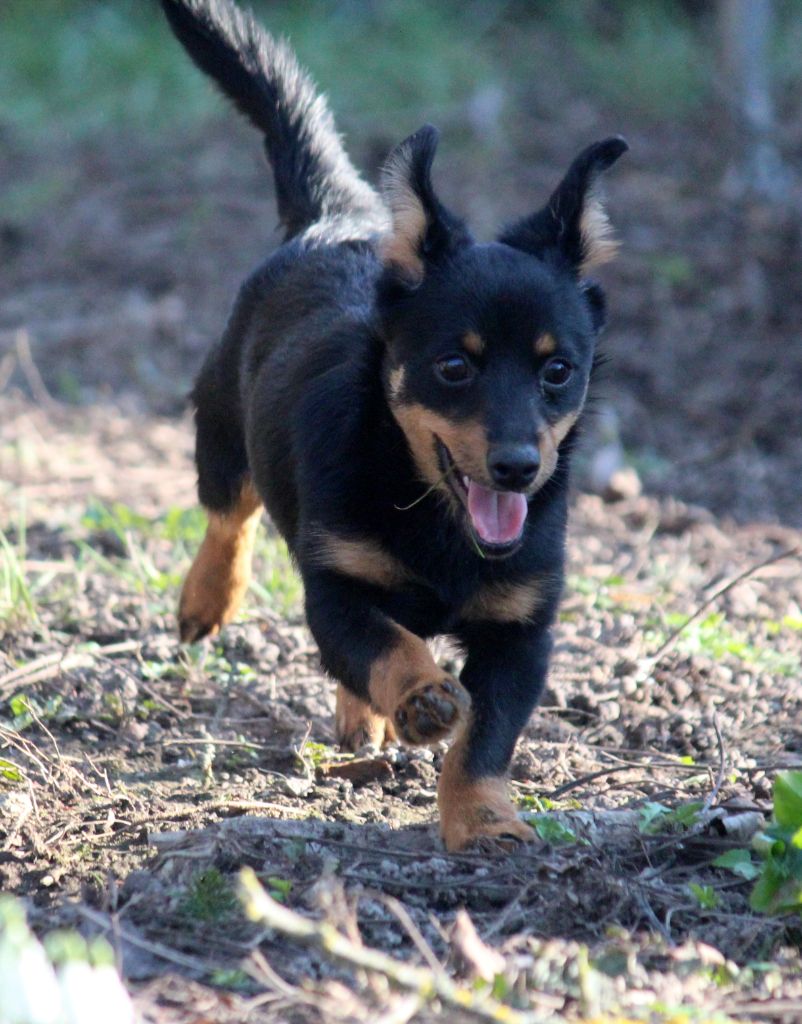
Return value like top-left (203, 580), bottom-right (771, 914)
top-left (178, 475), bottom-right (262, 643)
top-left (335, 683), bottom-right (397, 751)
top-left (178, 383), bottom-right (262, 643)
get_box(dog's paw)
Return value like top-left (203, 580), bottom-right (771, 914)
top-left (442, 810), bottom-right (535, 853)
top-left (394, 677), bottom-right (470, 745)
top-left (438, 771), bottom-right (535, 852)
top-left (177, 572), bottom-right (248, 643)
top-left (177, 537), bottom-right (252, 643)
top-left (336, 684), bottom-right (397, 751)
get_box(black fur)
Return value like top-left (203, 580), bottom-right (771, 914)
top-left (161, 0), bottom-right (627, 843)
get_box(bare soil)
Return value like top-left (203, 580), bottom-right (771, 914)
top-left (2, 81), bottom-right (802, 1023)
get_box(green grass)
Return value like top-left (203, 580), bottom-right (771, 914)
top-left (7, 0), bottom-right (791, 149)
top-left (1, 497), bottom-right (300, 641)
top-left (0, 512), bottom-right (36, 632)
top-left (0, 0), bottom-right (497, 143)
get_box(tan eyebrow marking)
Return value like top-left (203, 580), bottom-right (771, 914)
top-left (388, 366), bottom-right (406, 401)
top-left (463, 330), bottom-right (485, 357)
top-left (535, 332), bottom-right (557, 357)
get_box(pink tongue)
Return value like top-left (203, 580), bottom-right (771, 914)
top-left (467, 481), bottom-right (528, 545)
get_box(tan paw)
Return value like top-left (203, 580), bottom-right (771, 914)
top-left (178, 544), bottom-right (250, 642)
top-left (438, 758), bottom-right (534, 853)
top-left (393, 676), bottom-right (470, 745)
top-left (177, 493), bottom-right (261, 643)
top-left (441, 806), bottom-right (535, 853)
top-left (335, 684), bottom-right (397, 751)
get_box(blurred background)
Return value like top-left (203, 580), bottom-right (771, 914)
top-left (2, 0), bottom-right (801, 524)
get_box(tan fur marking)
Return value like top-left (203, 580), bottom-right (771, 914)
top-left (438, 723), bottom-right (535, 851)
top-left (335, 683), bottom-right (396, 751)
top-left (380, 146), bottom-right (427, 284)
top-left (534, 332), bottom-right (557, 357)
top-left (534, 411), bottom-right (579, 491)
top-left (368, 624), bottom-right (443, 717)
top-left (367, 623), bottom-right (470, 748)
top-left (390, 402), bottom-right (489, 494)
top-left (313, 532), bottom-right (410, 589)
top-left (387, 366), bottom-right (406, 402)
top-left (460, 578), bottom-right (543, 624)
top-left (463, 330), bottom-right (485, 357)
top-left (178, 478), bottom-right (262, 642)
top-left (579, 192), bottom-right (619, 274)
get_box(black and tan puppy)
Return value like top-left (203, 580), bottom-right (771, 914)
top-left (161, 0), bottom-right (627, 850)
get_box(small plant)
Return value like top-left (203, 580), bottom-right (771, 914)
top-left (749, 771), bottom-right (802, 915)
top-left (713, 848), bottom-right (760, 881)
top-left (266, 876), bottom-right (292, 903)
top-left (0, 758), bottom-right (23, 784)
top-left (0, 523), bottom-right (36, 630)
top-left (638, 800), bottom-right (704, 835)
top-left (180, 868), bottom-right (238, 922)
top-left (688, 883), bottom-right (720, 910)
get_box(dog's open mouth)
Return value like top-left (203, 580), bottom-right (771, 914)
top-left (436, 440), bottom-right (528, 554)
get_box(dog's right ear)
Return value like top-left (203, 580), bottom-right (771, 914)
top-left (380, 125), bottom-right (470, 288)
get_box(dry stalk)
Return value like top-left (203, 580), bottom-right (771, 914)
top-left (238, 867), bottom-right (550, 1024)
top-left (0, 639), bottom-right (140, 697)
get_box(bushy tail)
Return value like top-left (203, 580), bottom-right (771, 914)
top-left (160, 0), bottom-right (386, 238)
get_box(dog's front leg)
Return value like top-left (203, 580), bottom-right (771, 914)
top-left (303, 567), bottom-right (470, 749)
top-left (438, 622), bottom-right (551, 851)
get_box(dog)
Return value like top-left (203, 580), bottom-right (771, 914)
top-left (160, 0), bottom-right (627, 851)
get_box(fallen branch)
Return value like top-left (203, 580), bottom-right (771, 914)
top-left (238, 867), bottom-right (551, 1024)
top-left (0, 640), bottom-right (140, 697)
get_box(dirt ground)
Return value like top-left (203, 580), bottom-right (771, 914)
top-left (2, 37), bottom-right (802, 1024)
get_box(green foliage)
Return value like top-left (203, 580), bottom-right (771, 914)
top-left (266, 876), bottom-right (292, 903)
top-left (660, 611), bottom-right (799, 677)
top-left (0, 0), bottom-right (219, 139)
top-left (79, 500), bottom-right (302, 617)
top-left (0, 758), bottom-right (23, 784)
top-left (524, 813), bottom-right (586, 846)
top-left (638, 800), bottom-right (703, 835)
top-left (688, 883), bottom-right (720, 910)
top-left (4, 0), bottom-right (770, 151)
top-left (712, 848), bottom-right (760, 881)
top-left (180, 869), bottom-right (238, 922)
top-left (209, 967), bottom-right (251, 990)
top-left (0, 522), bottom-right (36, 630)
top-left (7, 693), bottom-right (63, 732)
top-left (750, 771), bottom-right (802, 915)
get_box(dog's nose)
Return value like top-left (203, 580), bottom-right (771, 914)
top-left (487, 445), bottom-right (540, 490)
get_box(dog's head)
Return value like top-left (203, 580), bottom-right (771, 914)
top-left (376, 126), bottom-right (627, 557)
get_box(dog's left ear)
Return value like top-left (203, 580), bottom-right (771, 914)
top-left (500, 136), bottom-right (628, 277)
top-left (380, 125), bottom-right (471, 288)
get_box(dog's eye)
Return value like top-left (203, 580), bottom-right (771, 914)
top-left (542, 358), bottom-right (573, 389)
top-left (434, 354), bottom-right (474, 385)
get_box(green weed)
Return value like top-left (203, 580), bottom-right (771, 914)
top-left (749, 771), bottom-right (802, 915)
top-left (0, 526), bottom-right (35, 630)
top-left (688, 883), bottom-right (720, 910)
top-left (526, 815), bottom-right (585, 846)
top-left (0, 758), bottom-right (23, 784)
top-left (266, 876), bottom-right (292, 904)
top-left (180, 869), bottom-right (238, 922)
top-left (638, 800), bottom-right (704, 835)
top-left (650, 611), bottom-right (800, 677)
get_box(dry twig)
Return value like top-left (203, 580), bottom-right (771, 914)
top-left (238, 868), bottom-right (549, 1024)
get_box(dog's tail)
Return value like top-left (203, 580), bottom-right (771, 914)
top-left (160, 0), bottom-right (386, 239)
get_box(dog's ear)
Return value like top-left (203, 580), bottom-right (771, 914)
top-left (500, 136), bottom-right (628, 276)
top-left (380, 125), bottom-right (471, 288)
top-left (581, 281), bottom-right (607, 333)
